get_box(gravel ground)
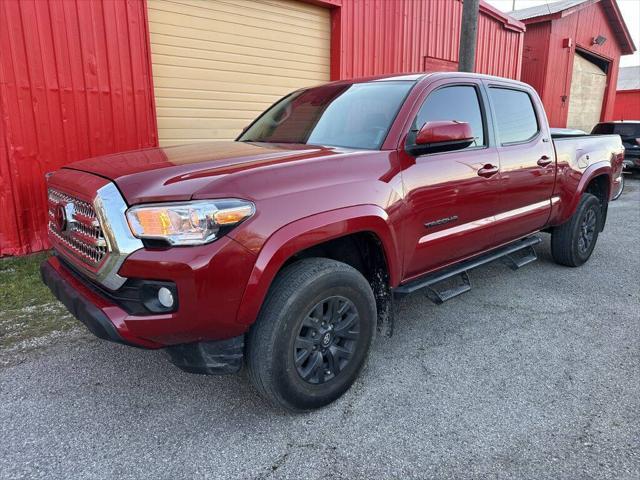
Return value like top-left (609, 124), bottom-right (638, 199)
top-left (1, 177), bottom-right (639, 480)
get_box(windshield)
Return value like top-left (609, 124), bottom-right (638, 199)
top-left (238, 81), bottom-right (414, 150)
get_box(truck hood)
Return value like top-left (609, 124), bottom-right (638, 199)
top-left (66, 141), bottom-right (360, 205)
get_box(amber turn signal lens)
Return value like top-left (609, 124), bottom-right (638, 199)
top-left (213, 205), bottom-right (254, 225)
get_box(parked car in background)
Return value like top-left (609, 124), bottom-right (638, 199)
top-left (592, 121), bottom-right (640, 170)
top-left (41, 72), bottom-right (624, 411)
top-left (592, 121), bottom-right (640, 200)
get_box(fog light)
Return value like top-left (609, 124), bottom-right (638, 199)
top-left (158, 287), bottom-right (174, 308)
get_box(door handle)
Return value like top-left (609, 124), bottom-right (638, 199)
top-left (477, 164), bottom-right (499, 178)
top-left (537, 155), bottom-right (552, 167)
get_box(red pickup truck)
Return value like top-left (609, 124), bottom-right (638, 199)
top-left (41, 72), bottom-right (624, 411)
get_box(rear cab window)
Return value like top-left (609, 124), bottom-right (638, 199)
top-left (488, 87), bottom-right (539, 145)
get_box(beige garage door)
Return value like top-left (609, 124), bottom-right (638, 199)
top-left (566, 53), bottom-right (608, 133)
top-left (147, 0), bottom-right (331, 145)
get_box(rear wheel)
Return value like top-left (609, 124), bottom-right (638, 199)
top-left (246, 258), bottom-right (376, 411)
top-left (551, 193), bottom-right (602, 267)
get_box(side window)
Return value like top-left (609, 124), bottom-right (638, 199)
top-left (412, 85), bottom-right (486, 149)
top-left (489, 87), bottom-right (539, 144)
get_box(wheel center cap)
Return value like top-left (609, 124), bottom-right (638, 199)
top-left (321, 332), bottom-right (332, 347)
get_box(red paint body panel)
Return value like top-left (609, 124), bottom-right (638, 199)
top-left (41, 72), bottom-right (624, 349)
top-left (0, 0), bottom-right (157, 256)
top-left (236, 206), bottom-right (402, 326)
top-left (416, 121), bottom-right (474, 144)
top-left (518, 0), bottom-right (632, 128)
top-left (612, 90), bottom-right (640, 121)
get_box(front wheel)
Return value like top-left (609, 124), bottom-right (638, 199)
top-left (246, 258), bottom-right (376, 411)
top-left (551, 193), bottom-right (602, 267)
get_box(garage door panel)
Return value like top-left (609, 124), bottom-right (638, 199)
top-left (158, 128), bottom-right (244, 140)
top-left (152, 63), bottom-right (322, 89)
top-left (156, 107), bottom-right (259, 120)
top-left (156, 98), bottom-right (272, 112)
top-left (151, 52), bottom-right (326, 81)
top-left (149, 0), bottom-right (330, 145)
top-left (148, 10), bottom-right (329, 52)
top-left (151, 44), bottom-right (328, 76)
top-left (179, 0), bottom-right (329, 33)
top-left (154, 87), bottom-right (277, 104)
top-left (153, 76), bottom-right (294, 97)
top-left (257, 0), bottom-right (331, 23)
top-left (151, 0), bottom-right (330, 39)
top-left (150, 32), bottom-right (329, 69)
top-left (157, 117), bottom-right (250, 129)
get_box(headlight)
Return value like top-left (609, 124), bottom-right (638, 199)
top-left (126, 199), bottom-right (254, 245)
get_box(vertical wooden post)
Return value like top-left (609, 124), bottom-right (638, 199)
top-left (458, 0), bottom-right (480, 72)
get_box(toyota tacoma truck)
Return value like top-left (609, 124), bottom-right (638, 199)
top-left (41, 72), bottom-right (624, 411)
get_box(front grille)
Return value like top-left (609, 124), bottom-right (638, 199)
top-left (48, 188), bottom-right (108, 266)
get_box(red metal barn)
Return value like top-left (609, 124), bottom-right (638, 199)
top-left (1, 0), bottom-right (524, 257)
top-left (512, 0), bottom-right (635, 132)
top-left (612, 66), bottom-right (640, 121)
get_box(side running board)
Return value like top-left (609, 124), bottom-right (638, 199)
top-left (393, 236), bottom-right (542, 304)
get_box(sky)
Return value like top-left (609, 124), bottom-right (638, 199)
top-left (486, 0), bottom-right (640, 67)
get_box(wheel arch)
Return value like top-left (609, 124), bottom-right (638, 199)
top-left (235, 205), bottom-right (400, 329)
top-left (552, 162), bottom-right (611, 227)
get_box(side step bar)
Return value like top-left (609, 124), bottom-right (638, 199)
top-left (393, 236), bottom-right (542, 304)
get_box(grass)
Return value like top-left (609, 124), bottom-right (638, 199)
top-left (0, 252), bottom-right (77, 350)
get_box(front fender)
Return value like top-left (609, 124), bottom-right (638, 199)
top-left (235, 205), bottom-right (401, 326)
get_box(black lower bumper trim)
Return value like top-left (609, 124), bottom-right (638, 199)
top-left (166, 336), bottom-right (244, 375)
top-left (41, 261), bottom-right (130, 346)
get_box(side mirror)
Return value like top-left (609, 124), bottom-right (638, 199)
top-left (408, 120), bottom-right (475, 156)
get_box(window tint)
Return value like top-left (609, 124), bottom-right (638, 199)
top-left (238, 81), bottom-right (414, 150)
top-left (412, 85), bottom-right (485, 148)
top-left (489, 87), bottom-right (539, 144)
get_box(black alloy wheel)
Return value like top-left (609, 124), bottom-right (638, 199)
top-left (246, 258), bottom-right (376, 411)
top-left (294, 296), bottom-right (360, 385)
top-left (577, 207), bottom-right (597, 255)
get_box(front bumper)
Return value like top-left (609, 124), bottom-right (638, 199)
top-left (42, 257), bottom-right (246, 373)
top-left (41, 235), bottom-right (257, 349)
top-left (41, 260), bottom-right (133, 346)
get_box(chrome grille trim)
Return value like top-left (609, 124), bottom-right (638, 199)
top-left (47, 182), bottom-right (143, 291)
top-left (48, 188), bottom-right (107, 266)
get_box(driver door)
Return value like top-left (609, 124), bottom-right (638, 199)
top-left (401, 79), bottom-right (502, 280)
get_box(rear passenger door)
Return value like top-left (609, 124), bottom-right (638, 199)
top-left (485, 82), bottom-right (556, 243)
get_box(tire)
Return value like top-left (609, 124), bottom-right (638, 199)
top-left (551, 193), bottom-right (602, 267)
top-left (612, 174), bottom-right (624, 201)
top-left (246, 258), bottom-right (376, 411)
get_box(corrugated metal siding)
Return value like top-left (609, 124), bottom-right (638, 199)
top-left (519, 22), bottom-right (550, 96)
top-left (0, 0), bottom-right (157, 256)
top-left (612, 90), bottom-right (640, 121)
top-left (147, 0), bottom-right (331, 145)
top-left (520, 1), bottom-right (624, 127)
top-left (333, 0), bottom-right (523, 80)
